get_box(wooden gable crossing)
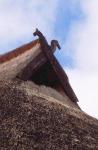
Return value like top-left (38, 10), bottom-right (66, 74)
top-left (0, 29), bottom-right (79, 104)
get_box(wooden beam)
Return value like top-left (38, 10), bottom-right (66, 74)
top-left (17, 52), bottom-right (48, 80)
top-left (33, 29), bottom-right (78, 103)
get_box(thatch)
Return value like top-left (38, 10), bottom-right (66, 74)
top-left (0, 79), bottom-right (98, 150)
top-left (0, 40), bottom-right (40, 80)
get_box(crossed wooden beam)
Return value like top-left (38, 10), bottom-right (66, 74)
top-left (33, 28), bottom-right (78, 103)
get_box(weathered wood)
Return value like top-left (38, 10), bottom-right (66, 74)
top-left (17, 52), bottom-right (48, 80)
top-left (17, 41), bottom-right (57, 80)
top-left (33, 29), bottom-right (78, 103)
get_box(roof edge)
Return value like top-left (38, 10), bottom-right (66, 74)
top-left (0, 39), bottom-right (39, 64)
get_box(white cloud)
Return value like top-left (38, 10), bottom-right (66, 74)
top-left (66, 69), bottom-right (98, 118)
top-left (0, 0), bottom-right (59, 53)
top-left (64, 0), bottom-right (98, 118)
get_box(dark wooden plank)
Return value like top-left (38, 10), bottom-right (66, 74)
top-left (17, 52), bottom-right (48, 80)
top-left (33, 29), bottom-right (78, 103)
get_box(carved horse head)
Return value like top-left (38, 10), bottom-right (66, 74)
top-left (33, 28), bottom-right (42, 37)
top-left (51, 40), bottom-right (61, 51)
top-left (33, 28), bottom-right (61, 51)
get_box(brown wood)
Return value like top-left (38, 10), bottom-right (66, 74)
top-left (17, 42), bottom-right (57, 80)
top-left (33, 29), bottom-right (78, 103)
top-left (17, 52), bottom-right (48, 80)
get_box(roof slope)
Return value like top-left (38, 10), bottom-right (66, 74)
top-left (0, 39), bottom-right (39, 63)
top-left (0, 79), bottom-right (98, 150)
top-left (0, 39), bottom-right (41, 80)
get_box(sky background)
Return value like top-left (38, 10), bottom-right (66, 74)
top-left (0, 0), bottom-right (98, 118)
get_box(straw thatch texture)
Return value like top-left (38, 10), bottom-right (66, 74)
top-left (0, 79), bottom-right (98, 150)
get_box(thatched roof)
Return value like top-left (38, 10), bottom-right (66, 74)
top-left (0, 79), bottom-right (98, 150)
top-left (0, 39), bottom-right (40, 80)
top-left (0, 30), bottom-right (98, 149)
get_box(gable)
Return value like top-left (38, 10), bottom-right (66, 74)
top-left (0, 30), bottom-right (79, 106)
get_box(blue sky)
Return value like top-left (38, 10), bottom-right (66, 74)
top-left (0, 0), bottom-right (98, 118)
top-left (54, 0), bottom-right (85, 68)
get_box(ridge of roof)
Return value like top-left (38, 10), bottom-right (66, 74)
top-left (0, 39), bottom-right (39, 64)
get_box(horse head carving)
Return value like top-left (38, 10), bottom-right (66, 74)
top-left (51, 40), bottom-right (61, 51)
top-left (33, 28), bottom-right (61, 51)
